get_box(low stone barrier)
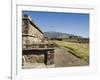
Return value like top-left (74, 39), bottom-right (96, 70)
top-left (22, 48), bottom-right (55, 65)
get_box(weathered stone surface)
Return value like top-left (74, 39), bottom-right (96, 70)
top-left (23, 54), bottom-right (44, 63)
top-left (22, 15), bottom-right (45, 48)
top-left (22, 49), bottom-right (54, 65)
top-left (22, 15), bottom-right (55, 67)
top-left (46, 51), bottom-right (54, 65)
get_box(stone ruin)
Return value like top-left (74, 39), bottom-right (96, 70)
top-left (22, 14), bottom-right (55, 68)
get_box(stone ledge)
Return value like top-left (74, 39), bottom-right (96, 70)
top-left (22, 63), bottom-right (55, 69)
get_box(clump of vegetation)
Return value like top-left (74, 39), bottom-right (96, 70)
top-left (53, 40), bottom-right (89, 63)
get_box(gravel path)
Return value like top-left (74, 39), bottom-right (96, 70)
top-left (54, 47), bottom-right (88, 67)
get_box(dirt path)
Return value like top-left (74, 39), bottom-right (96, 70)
top-left (54, 47), bottom-right (88, 67)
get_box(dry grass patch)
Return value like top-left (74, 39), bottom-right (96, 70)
top-left (52, 40), bottom-right (89, 63)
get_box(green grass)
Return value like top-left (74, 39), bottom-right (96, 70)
top-left (52, 40), bottom-right (89, 63)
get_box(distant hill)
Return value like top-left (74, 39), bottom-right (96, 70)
top-left (44, 31), bottom-right (81, 39)
top-left (44, 31), bottom-right (89, 43)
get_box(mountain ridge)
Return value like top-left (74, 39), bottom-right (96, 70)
top-left (44, 31), bottom-right (83, 39)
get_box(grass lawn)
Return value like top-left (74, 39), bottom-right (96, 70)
top-left (52, 40), bottom-right (89, 63)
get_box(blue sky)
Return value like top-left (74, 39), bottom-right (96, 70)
top-left (22, 11), bottom-right (89, 38)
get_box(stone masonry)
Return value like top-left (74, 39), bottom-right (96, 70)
top-left (22, 14), bottom-right (55, 67)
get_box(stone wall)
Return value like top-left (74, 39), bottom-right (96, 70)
top-left (22, 18), bottom-right (29, 34)
top-left (22, 16), bottom-right (45, 48)
top-left (22, 15), bottom-right (55, 67)
top-left (22, 54), bottom-right (45, 63)
top-left (22, 49), bottom-right (54, 65)
top-left (28, 23), bottom-right (44, 43)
